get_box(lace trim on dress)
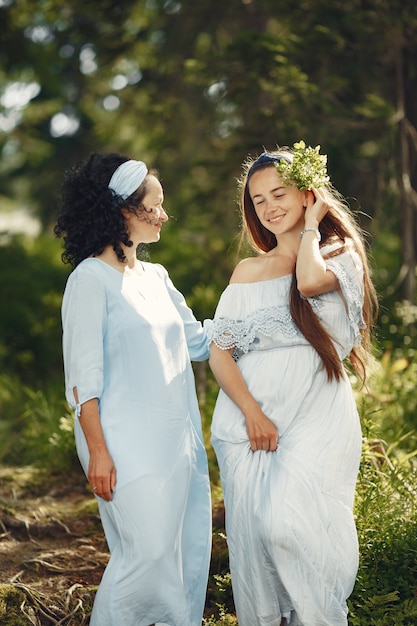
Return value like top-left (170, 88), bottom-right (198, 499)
top-left (208, 305), bottom-right (310, 353)
top-left (208, 247), bottom-right (365, 354)
top-left (325, 257), bottom-right (365, 346)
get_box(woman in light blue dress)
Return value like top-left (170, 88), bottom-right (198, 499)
top-left (55, 153), bottom-right (212, 626)
top-left (208, 148), bottom-right (377, 626)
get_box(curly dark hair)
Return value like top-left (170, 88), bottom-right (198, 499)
top-left (54, 153), bottom-right (157, 268)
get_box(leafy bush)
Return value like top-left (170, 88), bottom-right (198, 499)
top-left (0, 374), bottom-right (77, 471)
top-left (0, 234), bottom-right (68, 387)
top-left (348, 351), bottom-right (417, 624)
top-left (354, 352), bottom-right (417, 451)
top-left (349, 422), bottom-right (417, 624)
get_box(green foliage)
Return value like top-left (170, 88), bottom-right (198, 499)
top-left (274, 140), bottom-right (330, 190)
top-left (0, 585), bottom-right (28, 626)
top-left (356, 352), bottom-right (417, 447)
top-left (19, 386), bottom-right (78, 470)
top-left (378, 300), bottom-right (417, 359)
top-left (1, 0), bottom-right (416, 342)
top-left (347, 358), bottom-right (417, 624)
top-left (348, 593), bottom-right (417, 626)
top-left (0, 373), bottom-right (27, 460)
top-left (0, 235), bottom-right (69, 386)
top-left (2, 0), bottom-right (417, 307)
top-left (353, 433), bottom-right (416, 590)
top-left (203, 603), bottom-right (238, 626)
top-left (0, 374), bottom-right (77, 471)
top-left (205, 530), bottom-right (235, 620)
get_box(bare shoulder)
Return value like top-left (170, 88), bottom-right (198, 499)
top-left (229, 252), bottom-right (294, 284)
top-left (229, 257), bottom-right (264, 284)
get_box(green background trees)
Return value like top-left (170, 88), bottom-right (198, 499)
top-left (1, 0), bottom-right (417, 369)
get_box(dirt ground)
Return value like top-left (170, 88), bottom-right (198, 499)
top-left (0, 465), bottom-right (229, 625)
top-left (0, 465), bottom-right (109, 624)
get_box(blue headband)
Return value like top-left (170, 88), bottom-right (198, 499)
top-left (247, 152), bottom-right (291, 179)
top-left (108, 160), bottom-right (148, 199)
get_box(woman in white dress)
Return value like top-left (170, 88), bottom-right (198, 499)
top-left (208, 147), bottom-right (377, 626)
top-left (55, 153), bottom-right (212, 626)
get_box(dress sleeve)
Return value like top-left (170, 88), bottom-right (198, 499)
top-left (155, 264), bottom-right (212, 362)
top-left (321, 241), bottom-right (366, 346)
top-left (61, 266), bottom-right (107, 413)
top-left (206, 286), bottom-right (250, 352)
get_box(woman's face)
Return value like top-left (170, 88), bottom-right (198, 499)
top-left (248, 166), bottom-right (307, 238)
top-left (128, 175), bottom-right (169, 244)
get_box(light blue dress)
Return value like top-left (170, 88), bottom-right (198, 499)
top-left (61, 258), bottom-right (212, 626)
top-left (209, 243), bottom-right (365, 626)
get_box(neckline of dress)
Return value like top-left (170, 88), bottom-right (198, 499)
top-left (228, 273), bottom-right (292, 287)
top-left (83, 257), bottom-right (146, 276)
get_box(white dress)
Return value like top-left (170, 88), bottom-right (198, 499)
top-left (61, 258), bottom-right (212, 626)
top-left (209, 243), bottom-right (365, 626)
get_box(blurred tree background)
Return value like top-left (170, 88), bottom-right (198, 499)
top-left (0, 0), bottom-right (416, 388)
top-left (0, 0), bottom-right (416, 623)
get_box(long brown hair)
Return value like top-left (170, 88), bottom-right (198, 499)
top-left (238, 149), bottom-right (378, 383)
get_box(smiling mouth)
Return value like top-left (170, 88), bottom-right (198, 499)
top-left (268, 215), bottom-right (284, 224)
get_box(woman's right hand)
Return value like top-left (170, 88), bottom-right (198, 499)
top-left (87, 448), bottom-right (117, 501)
top-left (75, 395), bottom-right (117, 501)
top-left (244, 407), bottom-right (279, 452)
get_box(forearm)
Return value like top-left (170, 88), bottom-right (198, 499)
top-left (73, 391), bottom-right (116, 500)
top-left (75, 394), bottom-right (109, 455)
top-left (209, 344), bottom-right (279, 451)
top-left (209, 347), bottom-right (260, 419)
top-left (296, 228), bottom-right (328, 294)
top-left (296, 190), bottom-right (340, 296)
